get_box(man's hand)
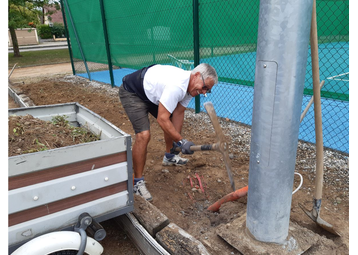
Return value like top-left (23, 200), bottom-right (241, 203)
top-left (179, 139), bottom-right (195, 154)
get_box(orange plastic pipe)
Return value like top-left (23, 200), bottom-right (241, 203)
top-left (207, 186), bottom-right (248, 212)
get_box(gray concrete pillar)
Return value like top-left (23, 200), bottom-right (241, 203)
top-left (246, 0), bottom-right (313, 243)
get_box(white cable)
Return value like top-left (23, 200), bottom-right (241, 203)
top-left (292, 172), bottom-right (303, 195)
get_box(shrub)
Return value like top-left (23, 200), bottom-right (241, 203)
top-left (51, 23), bottom-right (66, 38)
top-left (37, 24), bottom-right (52, 39)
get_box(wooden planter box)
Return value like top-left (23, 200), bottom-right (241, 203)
top-left (8, 103), bottom-right (134, 250)
top-left (8, 28), bottom-right (39, 47)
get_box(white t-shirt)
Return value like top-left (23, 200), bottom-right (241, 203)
top-left (143, 65), bottom-right (193, 113)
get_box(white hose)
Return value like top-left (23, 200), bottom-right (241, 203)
top-left (292, 172), bottom-right (303, 195)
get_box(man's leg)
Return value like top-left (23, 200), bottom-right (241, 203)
top-left (133, 130), bottom-right (151, 178)
top-left (119, 85), bottom-right (153, 201)
top-left (132, 130), bottom-right (153, 201)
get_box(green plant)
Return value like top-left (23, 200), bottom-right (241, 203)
top-left (51, 115), bottom-right (100, 143)
top-left (13, 124), bottom-right (24, 136)
top-left (51, 115), bottom-right (69, 126)
top-left (34, 138), bottom-right (48, 151)
top-left (71, 126), bottom-right (101, 143)
top-left (51, 23), bottom-right (65, 38)
top-left (37, 24), bottom-right (52, 39)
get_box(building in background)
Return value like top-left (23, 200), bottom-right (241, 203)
top-left (43, 6), bottom-right (64, 26)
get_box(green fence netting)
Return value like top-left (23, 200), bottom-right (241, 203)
top-left (61, 0), bottom-right (349, 153)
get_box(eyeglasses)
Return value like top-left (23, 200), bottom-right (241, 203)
top-left (201, 74), bottom-right (212, 93)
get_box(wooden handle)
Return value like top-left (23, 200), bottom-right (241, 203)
top-left (175, 143), bottom-right (220, 152)
top-left (311, 0), bottom-right (324, 200)
top-left (300, 80), bottom-right (325, 123)
top-left (189, 143), bottom-right (220, 151)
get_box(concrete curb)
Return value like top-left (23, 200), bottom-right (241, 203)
top-left (8, 42), bottom-right (68, 51)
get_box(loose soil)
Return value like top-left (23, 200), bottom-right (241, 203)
top-left (8, 64), bottom-right (349, 254)
top-left (8, 114), bottom-right (100, 157)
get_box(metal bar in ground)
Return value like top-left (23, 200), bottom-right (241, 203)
top-left (60, 0), bottom-right (75, 76)
top-left (246, 0), bottom-right (313, 243)
top-left (8, 63), bottom-right (17, 79)
top-left (193, 0), bottom-right (200, 113)
top-left (62, 0), bottom-right (92, 80)
top-left (99, 0), bottom-right (115, 87)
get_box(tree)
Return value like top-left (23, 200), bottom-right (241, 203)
top-left (8, 0), bottom-right (59, 57)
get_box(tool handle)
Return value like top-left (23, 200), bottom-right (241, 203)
top-left (175, 143), bottom-right (219, 152)
top-left (300, 80), bottom-right (325, 123)
top-left (311, 0), bottom-right (324, 200)
top-left (189, 143), bottom-right (219, 151)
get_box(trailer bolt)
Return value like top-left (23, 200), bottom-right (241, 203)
top-left (21, 229), bottom-right (33, 237)
top-left (104, 177), bottom-right (109, 181)
top-left (33, 196), bottom-right (39, 201)
top-left (71, 186), bottom-right (76, 190)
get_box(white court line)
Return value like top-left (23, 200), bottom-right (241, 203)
top-left (327, 72), bottom-right (349, 81)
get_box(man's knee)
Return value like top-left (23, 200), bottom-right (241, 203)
top-left (136, 130), bottom-right (151, 144)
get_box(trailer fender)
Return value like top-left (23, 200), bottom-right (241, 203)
top-left (11, 231), bottom-right (103, 255)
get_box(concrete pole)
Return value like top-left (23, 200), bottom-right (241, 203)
top-left (246, 0), bottom-right (313, 243)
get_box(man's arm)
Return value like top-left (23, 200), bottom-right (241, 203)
top-left (157, 102), bottom-right (184, 143)
top-left (171, 103), bottom-right (186, 134)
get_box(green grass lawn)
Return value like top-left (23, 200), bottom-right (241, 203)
top-left (8, 49), bottom-right (71, 69)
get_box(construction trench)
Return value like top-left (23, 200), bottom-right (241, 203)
top-left (8, 1), bottom-right (349, 254)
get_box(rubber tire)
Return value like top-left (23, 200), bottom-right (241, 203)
top-left (49, 251), bottom-right (79, 255)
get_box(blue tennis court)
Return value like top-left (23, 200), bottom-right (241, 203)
top-left (202, 42), bottom-right (349, 98)
top-left (186, 84), bottom-right (349, 154)
top-left (77, 42), bottom-right (349, 153)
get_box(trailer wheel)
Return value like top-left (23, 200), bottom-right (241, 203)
top-left (49, 251), bottom-right (79, 255)
top-left (11, 231), bottom-right (103, 255)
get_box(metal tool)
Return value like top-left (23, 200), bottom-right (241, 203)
top-left (8, 63), bottom-right (17, 79)
top-left (177, 102), bottom-right (236, 191)
top-left (299, 0), bottom-right (340, 236)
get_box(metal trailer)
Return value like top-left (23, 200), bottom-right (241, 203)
top-left (8, 102), bottom-right (134, 253)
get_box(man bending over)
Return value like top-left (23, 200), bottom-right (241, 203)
top-left (119, 63), bottom-right (218, 201)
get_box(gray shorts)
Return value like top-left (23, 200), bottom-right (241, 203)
top-left (118, 85), bottom-right (158, 134)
